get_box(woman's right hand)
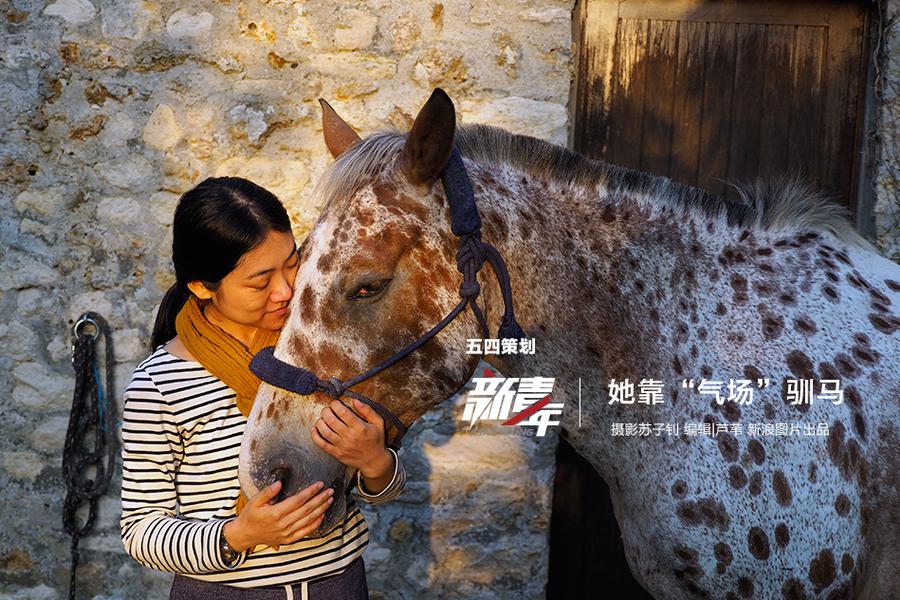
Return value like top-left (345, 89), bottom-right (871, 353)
top-left (224, 480), bottom-right (334, 552)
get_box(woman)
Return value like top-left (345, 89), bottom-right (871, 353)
top-left (120, 177), bottom-right (405, 599)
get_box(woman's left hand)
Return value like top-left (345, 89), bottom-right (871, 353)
top-left (312, 398), bottom-right (393, 480)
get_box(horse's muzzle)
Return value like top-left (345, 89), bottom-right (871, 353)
top-left (241, 441), bottom-right (351, 535)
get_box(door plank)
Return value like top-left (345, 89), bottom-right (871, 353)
top-left (669, 20), bottom-right (707, 186)
top-left (698, 21), bottom-right (736, 198)
top-left (608, 17), bottom-right (651, 168)
top-left (640, 19), bottom-right (679, 176)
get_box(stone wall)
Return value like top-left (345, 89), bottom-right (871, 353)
top-left (0, 1), bottom-right (571, 598)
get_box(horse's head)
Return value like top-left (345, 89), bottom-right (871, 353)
top-left (238, 89), bottom-right (484, 532)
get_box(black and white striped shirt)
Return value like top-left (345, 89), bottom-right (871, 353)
top-left (120, 347), bottom-right (405, 587)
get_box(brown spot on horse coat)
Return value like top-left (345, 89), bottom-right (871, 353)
top-left (743, 364), bottom-right (763, 381)
top-left (794, 315), bottom-right (817, 335)
top-left (762, 312), bottom-right (785, 340)
top-left (773, 470), bottom-right (793, 507)
top-left (808, 549), bottom-right (837, 593)
top-left (748, 472), bottom-right (763, 496)
top-left (747, 439), bottom-right (765, 465)
top-left (731, 274), bottom-right (749, 303)
top-left (675, 545), bottom-right (699, 563)
top-left (786, 350), bottom-right (816, 380)
top-left (748, 526), bottom-right (770, 560)
top-left (316, 251), bottom-right (334, 274)
top-left (298, 285), bottom-right (315, 316)
top-left (753, 280), bottom-right (776, 296)
top-left (834, 494), bottom-right (850, 516)
top-left (676, 498), bottom-right (731, 532)
top-left (775, 523), bottom-right (790, 548)
top-left (843, 386), bottom-right (862, 409)
top-left (737, 577), bottom-right (753, 598)
top-left (833, 353), bottom-right (859, 380)
top-left (671, 479), bottom-right (688, 499)
top-left (827, 420), bottom-right (855, 481)
top-left (714, 542), bottom-right (733, 566)
top-left (718, 432), bottom-right (739, 462)
top-left (830, 248), bottom-right (850, 264)
top-left (721, 402), bottom-right (741, 423)
top-left (728, 465), bottom-right (748, 489)
top-left (850, 343), bottom-right (879, 366)
top-left (841, 553), bottom-right (854, 574)
top-left (781, 578), bottom-right (806, 599)
top-left (869, 313), bottom-right (900, 335)
top-left (853, 412), bottom-right (866, 440)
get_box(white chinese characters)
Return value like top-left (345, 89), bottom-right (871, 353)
top-left (465, 338), bottom-right (536, 355)
top-left (461, 373), bottom-right (561, 436)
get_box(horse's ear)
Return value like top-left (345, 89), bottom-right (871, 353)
top-left (402, 88), bottom-right (456, 186)
top-left (319, 98), bottom-right (362, 159)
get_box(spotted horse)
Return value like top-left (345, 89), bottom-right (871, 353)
top-left (238, 89), bottom-right (900, 599)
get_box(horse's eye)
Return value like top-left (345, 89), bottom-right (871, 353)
top-left (349, 278), bottom-right (391, 300)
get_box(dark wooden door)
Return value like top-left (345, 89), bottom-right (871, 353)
top-left (549, 2), bottom-right (872, 598)
top-left (572, 0), bottom-right (871, 209)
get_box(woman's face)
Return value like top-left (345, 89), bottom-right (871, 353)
top-left (192, 230), bottom-right (300, 333)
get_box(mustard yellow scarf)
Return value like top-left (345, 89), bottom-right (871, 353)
top-left (174, 296), bottom-right (280, 418)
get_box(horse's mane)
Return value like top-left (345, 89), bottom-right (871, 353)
top-left (320, 124), bottom-right (872, 248)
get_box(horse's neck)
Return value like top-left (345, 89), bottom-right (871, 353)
top-left (470, 161), bottom-right (717, 472)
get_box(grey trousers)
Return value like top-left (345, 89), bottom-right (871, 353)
top-left (169, 556), bottom-right (368, 600)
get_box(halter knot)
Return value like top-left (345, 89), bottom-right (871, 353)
top-left (456, 233), bottom-right (485, 273)
top-left (459, 280), bottom-right (481, 298)
top-left (321, 377), bottom-right (346, 399)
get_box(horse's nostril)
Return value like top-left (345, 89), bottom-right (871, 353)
top-left (269, 466), bottom-right (291, 503)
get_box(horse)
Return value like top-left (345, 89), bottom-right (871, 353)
top-left (238, 89), bottom-right (900, 599)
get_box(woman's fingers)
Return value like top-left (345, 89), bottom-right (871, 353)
top-left (286, 499), bottom-right (333, 542)
top-left (327, 400), bottom-right (363, 430)
top-left (351, 398), bottom-right (384, 427)
top-left (280, 487), bottom-right (334, 526)
top-left (269, 480), bottom-right (324, 518)
top-left (314, 417), bottom-right (342, 445)
top-left (321, 404), bottom-right (351, 434)
top-left (290, 514), bottom-right (327, 542)
top-left (311, 424), bottom-right (331, 451)
top-left (250, 479), bottom-right (283, 508)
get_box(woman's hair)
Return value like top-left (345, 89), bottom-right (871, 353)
top-left (150, 176), bottom-right (292, 350)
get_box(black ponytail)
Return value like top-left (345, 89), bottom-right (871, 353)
top-left (149, 177), bottom-right (291, 351)
top-left (150, 283), bottom-right (191, 350)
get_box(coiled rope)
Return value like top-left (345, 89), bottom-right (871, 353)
top-left (62, 312), bottom-right (117, 600)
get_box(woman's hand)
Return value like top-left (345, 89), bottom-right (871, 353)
top-left (312, 399), bottom-right (394, 488)
top-left (224, 480), bottom-right (334, 552)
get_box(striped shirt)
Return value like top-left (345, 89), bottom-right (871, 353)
top-left (120, 346), bottom-right (405, 588)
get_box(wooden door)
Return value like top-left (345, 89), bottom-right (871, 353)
top-left (572, 0), bottom-right (871, 210)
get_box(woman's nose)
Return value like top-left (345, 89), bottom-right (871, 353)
top-left (270, 275), bottom-right (293, 303)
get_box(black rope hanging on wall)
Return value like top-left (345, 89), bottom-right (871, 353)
top-left (62, 312), bottom-right (117, 600)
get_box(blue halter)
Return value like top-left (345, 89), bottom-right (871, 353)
top-left (249, 147), bottom-right (526, 448)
